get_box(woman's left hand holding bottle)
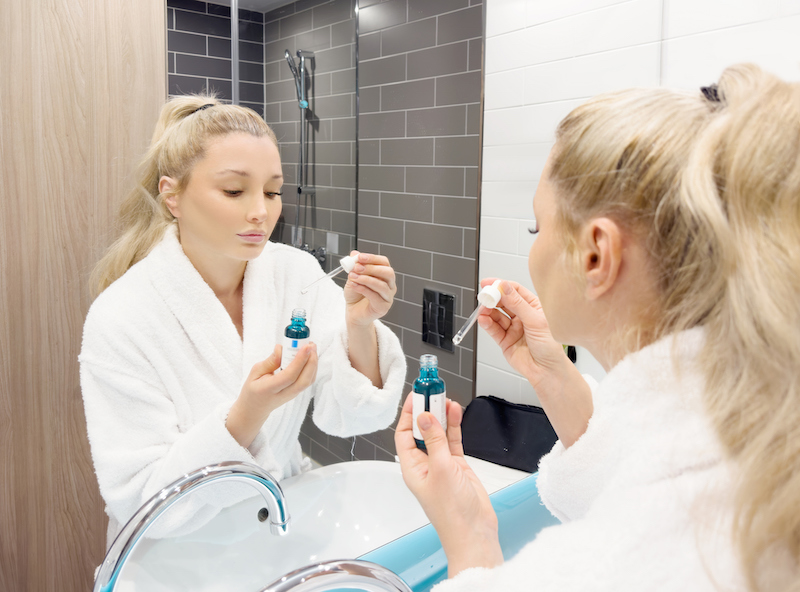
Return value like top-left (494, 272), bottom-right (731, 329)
top-left (395, 393), bottom-right (504, 578)
top-left (226, 343), bottom-right (318, 448)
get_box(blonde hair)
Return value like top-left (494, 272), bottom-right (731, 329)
top-left (550, 64), bottom-right (800, 590)
top-left (549, 85), bottom-right (721, 352)
top-left (91, 95), bottom-right (278, 296)
top-left (687, 68), bottom-right (800, 592)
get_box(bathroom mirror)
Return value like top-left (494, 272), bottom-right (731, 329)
top-left (167, 0), bottom-right (487, 468)
top-left (167, 0), bottom-right (358, 277)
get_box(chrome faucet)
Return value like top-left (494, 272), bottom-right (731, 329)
top-left (259, 560), bottom-right (412, 592)
top-left (93, 461), bottom-right (290, 592)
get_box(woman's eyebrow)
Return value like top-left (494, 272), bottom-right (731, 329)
top-left (216, 169), bottom-right (249, 177)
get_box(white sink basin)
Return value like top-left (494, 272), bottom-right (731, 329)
top-left (114, 461), bottom-right (430, 591)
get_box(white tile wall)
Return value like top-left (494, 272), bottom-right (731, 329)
top-left (478, 0), bottom-right (800, 401)
top-left (486, 0), bottom-right (528, 37)
top-left (480, 217), bottom-right (519, 254)
top-left (524, 0), bottom-right (632, 27)
top-left (662, 0), bottom-right (781, 39)
top-left (481, 181), bottom-right (538, 218)
top-left (662, 15), bottom-right (800, 88)
top-left (522, 44), bottom-right (662, 104)
top-left (482, 142), bottom-right (551, 182)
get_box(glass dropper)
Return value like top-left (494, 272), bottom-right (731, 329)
top-left (452, 305), bottom-right (483, 345)
top-left (300, 255), bottom-right (357, 294)
top-left (452, 280), bottom-right (503, 346)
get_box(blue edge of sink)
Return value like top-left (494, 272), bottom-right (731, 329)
top-left (360, 473), bottom-right (558, 592)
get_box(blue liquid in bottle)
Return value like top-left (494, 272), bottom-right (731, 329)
top-left (413, 354), bottom-right (447, 452)
top-left (281, 308), bottom-right (310, 370)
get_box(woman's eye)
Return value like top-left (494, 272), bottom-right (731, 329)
top-left (224, 189), bottom-right (243, 196)
top-left (528, 224), bottom-right (539, 235)
top-left (265, 191), bottom-right (283, 199)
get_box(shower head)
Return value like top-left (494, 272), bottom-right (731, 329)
top-left (284, 50), bottom-right (302, 102)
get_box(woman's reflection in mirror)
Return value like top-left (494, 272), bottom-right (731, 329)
top-left (79, 95), bottom-right (407, 546)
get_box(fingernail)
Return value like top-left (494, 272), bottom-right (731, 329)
top-left (349, 272), bottom-right (359, 279)
top-left (418, 414), bottom-right (432, 430)
top-left (354, 264), bottom-right (365, 273)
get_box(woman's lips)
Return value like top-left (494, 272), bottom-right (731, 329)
top-left (238, 233), bottom-right (266, 243)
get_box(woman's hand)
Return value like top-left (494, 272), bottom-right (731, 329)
top-left (477, 278), bottom-right (568, 387)
top-left (395, 393), bottom-right (504, 578)
top-left (226, 343), bottom-right (318, 448)
top-left (477, 279), bottom-right (593, 447)
top-left (343, 251), bottom-right (397, 327)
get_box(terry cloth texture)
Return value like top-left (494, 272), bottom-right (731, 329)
top-left (434, 328), bottom-right (747, 592)
top-left (80, 226), bottom-right (406, 545)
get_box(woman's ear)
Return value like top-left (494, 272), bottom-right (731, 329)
top-left (579, 217), bottom-right (623, 300)
top-left (159, 176), bottom-right (180, 218)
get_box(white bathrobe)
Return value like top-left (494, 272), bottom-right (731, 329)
top-left (435, 328), bottom-right (747, 591)
top-left (79, 227), bottom-right (406, 544)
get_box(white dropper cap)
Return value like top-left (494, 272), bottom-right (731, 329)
top-left (477, 279), bottom-right (502, 308)
top-left (452, 280), bottom-right (504, 346)
top-left (339, 255), bottom-right (357, 273)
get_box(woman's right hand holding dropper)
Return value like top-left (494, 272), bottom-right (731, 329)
top-left (226, 343), bottom-right (318, 448)
top-left (477, 278), bottom-right (593, 448)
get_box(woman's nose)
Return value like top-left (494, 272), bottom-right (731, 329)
top-left (247, 196), bottom-right (269, 223)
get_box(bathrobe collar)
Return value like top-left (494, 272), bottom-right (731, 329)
top-left (148, 225), bottom-right (249, 390)
top-left (538, 327), bottom-right (726, 521)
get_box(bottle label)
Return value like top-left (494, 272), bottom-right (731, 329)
top-left (281, 336), bottom-right (309, 370)
top-left (412, 391), bottom-right (447, 441)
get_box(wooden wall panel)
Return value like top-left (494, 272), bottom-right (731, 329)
top-left (0, 0), bottom-right (166, 589)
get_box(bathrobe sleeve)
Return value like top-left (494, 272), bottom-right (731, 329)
top-left (430, 463), bottom-right (741, 592)
top-left (80, 304), bottom-right (263, 537)
top-left (536, 373), bottom-right (604, 522)
top-left (293, 256), bottom-right (406, 438)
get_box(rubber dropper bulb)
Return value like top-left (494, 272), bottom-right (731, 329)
top-left (339, 255), bottom-right (357, 273)
top-left (477, 279), bottom-right (502, 308)
top-left (451, 280), bottom-right (503, 346)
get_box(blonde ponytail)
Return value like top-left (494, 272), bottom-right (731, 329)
top-left (90, 95), bottom-right (278, 296)
top-left (687, 66), bottom-right (800, 592)
top-left (550, 63), bottom-right (800, 590)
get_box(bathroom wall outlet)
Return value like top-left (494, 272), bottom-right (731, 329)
top-left (422, 289), bottom-right (455, 352)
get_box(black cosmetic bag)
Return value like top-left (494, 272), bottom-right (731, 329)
top-left (461, 395), bottom-right (558, 473)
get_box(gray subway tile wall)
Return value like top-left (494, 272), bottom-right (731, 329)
top-left (352, 0), bottom-right (484, 466)
top-left (167, 0), bottom-right (265, 114)
top-left (262, 0), bottom-right (357, 274)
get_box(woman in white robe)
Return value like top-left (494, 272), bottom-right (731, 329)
top-left (80, 97), bottom-right (406, 544)
top-left (396, 64), bottom-right (800, 591)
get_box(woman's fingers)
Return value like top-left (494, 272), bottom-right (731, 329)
top-left (395, 393), bottom-right (417, 451)
top-left (497, 282), bottom-right (543, 328)
top-left (248, 344), bottom-right (282, 380)
top-left (348, 271), bottom-right (395, 304)
top-left (417, 411), bottom-right (452, 470)
top-left (353, 251), bottom-right (392, 268)
top-left (261, 342), bottom-right (316, 393)
top-left (395, 393), bottom-right (433, 487)
top-left (445, 400), bottom-right (465, 458)
top-left (487, 307), bottom-right (513, 330)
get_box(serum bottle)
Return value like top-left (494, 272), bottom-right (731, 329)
top-left (413, 354), bottom-right (447, 451)
top-left (281, 308), bottom-right (310, 370)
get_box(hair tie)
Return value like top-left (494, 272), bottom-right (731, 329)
top-left (700, 84), bottom-right (720, 103)
top-left (191, 103), bottom-right (215, 114)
